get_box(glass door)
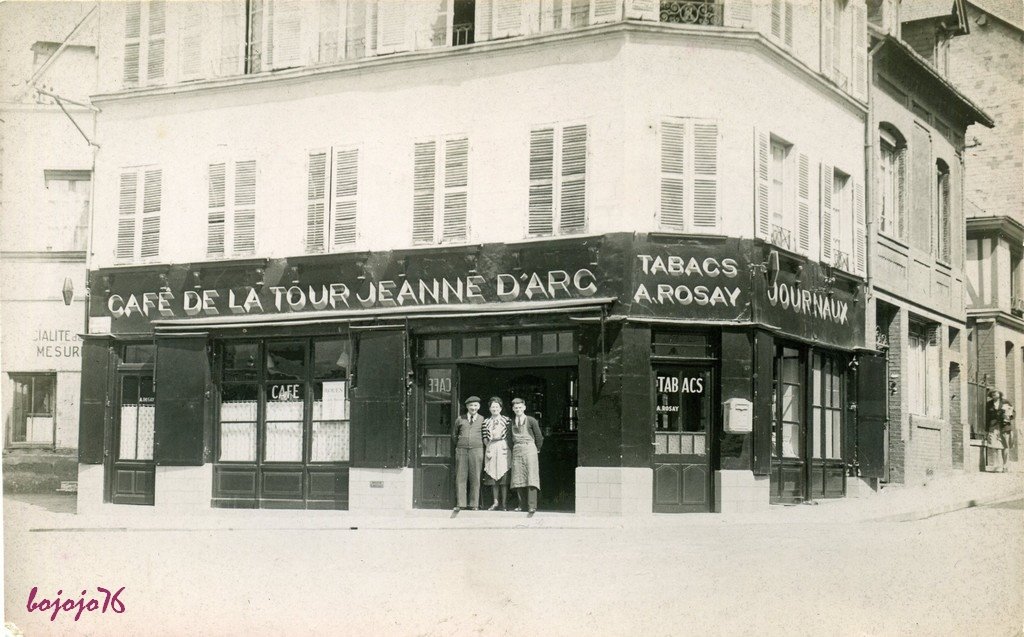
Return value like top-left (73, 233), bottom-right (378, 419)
top-left (111, 372), bottom-right (156, 505)
top-left (770, 345), bottom-right (806, 503)
top-left (652, 365), bottom-right (713, 512)
top-left (414, 366), bottom-right (456, 509)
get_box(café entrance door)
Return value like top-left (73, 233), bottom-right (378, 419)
top-left (652, 365), bottom-right (713, 512)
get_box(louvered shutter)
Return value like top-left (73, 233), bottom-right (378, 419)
top-left (117, 172), bottom-right (138, 261)
top-left (376, 0), bottom-right (409, 54)
top-left (897, 146), bottom-right (907, 239)
top-left (306, 151), bottom-right (328, 253)
top-left (493, 0), bottom-right (524, 38)
top-left (591, 0), bottom-right (622, 24)
top-left (723, 0), bottom-right (753, 27)
top-left (771, 0), bottom-right (782, 40)
top-left (852, 0), bottom-right (867, 101)
top-left (413, 141), bottom-right (437, 244)
top-left (854, 180), bottom-right (866, 275)
top-left (624, 0), bottom-right (659, 20)
top-left (560, 125), bottom-right (587, 234)
top-left (783, 0), bottom-right (793, 47)
top-left (233, 161), bottom-right (257, 254)
top-left (754, 130), bottom-right (770, 240)
top-left (443, 139), bottom-right (469, 242)
top-left (140, 169), bottom-right (162, 259)
top-left (344, 0), bottom-right (368, 59)
top-left (821, 0), bottom-right (834, 79)
top-left (528, 128), bottom-right (555, 236)
top-left (797, 152), bottom-right (810, 254)
top-left (124, 2), bottom-right (142, 86)
top-left (659, 121), bottom-right (686, 231)
top-left (220, 0), bottom-right (246, 75)
top-left (475, 0), bottom-right (493, 41)
top-left (333, 148), bottom-right (358, 247)
top-left (207, 163), bottom-right (227, 256)
top-left (179, 3), bottom-right (204, 80)
top-left (147, 1), bottom-right (166, 82)
top-left (272, 0), bottom-right (303, 68)
top-left (820, 163), bottom-right (833, 263)
top-left (692, 121), bottom-right (719, 231)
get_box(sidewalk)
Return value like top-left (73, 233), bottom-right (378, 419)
top-left (5, 471), bottom-right (1021, 532)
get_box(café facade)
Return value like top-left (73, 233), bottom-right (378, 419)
top-left (77, 232), bottom-right (884, 515)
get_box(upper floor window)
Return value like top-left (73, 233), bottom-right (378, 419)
top-left (755, 131), bottom-right (811, 256)
top-left (822, 0), bottom-right (867, 100)
top-left (831, 169), bottom-right (852, 271)
top-left (413, 137), bottom-right (469, 245)
top-left (770, 0), bottom-right (794, 48)
top-left (528, 124), bottom-right (587, 237)
top-left (306, 147), bottom-right (360, 253)
top-left (908, 320), bottom-right (942, 419)
top-left (658, 118), bottom-right (720, 233)
top-left (935, 159), bottom-right (951, 263)
top-left (207, 159), bottom-right (258, 258)
top-left (879, 124), bottom-right (906, 239)
top-left (116, 167), bottom-right (162, 263)
top-left (44, 169), bottom-right (91, 251)
top-left (123, 0), bottom-right (166, 87)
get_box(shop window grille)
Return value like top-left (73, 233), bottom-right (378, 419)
top-left (833, 248), bottom-right (851, 272)
top-left (770, 224), bottom-right (792, 251)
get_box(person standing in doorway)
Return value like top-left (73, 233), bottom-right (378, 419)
top-left (482, 397), bottom-right (512, 510)
top-left (452, 396), bottom-right (485, 511)
top-left (986, 389), bottom-right (1014, 472)
top-left (509, 397), bottom-right (543, 514)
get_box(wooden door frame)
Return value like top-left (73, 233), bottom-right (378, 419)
top-left (108, 367), bottom-right (156, 506)
top-left (412, 363), bottom-right (459, 508)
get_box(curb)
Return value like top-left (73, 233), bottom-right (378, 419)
top-left (864, 489), bottom-right (1024, 524)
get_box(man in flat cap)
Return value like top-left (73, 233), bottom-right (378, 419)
top-left (451, 395), bottom-right (485, 511)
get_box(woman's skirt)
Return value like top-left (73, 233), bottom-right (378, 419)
top-left (510, 442), bottom-right (540, 490)
top-left (484, 440), bottom-right (510, 485)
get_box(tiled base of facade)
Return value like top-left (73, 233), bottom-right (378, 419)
top-left (715, 470), bottom-right (770, 513)
top-left (76, 463), bottom-right (105, 515)
top-left (348, 468), bottom-right (414, 513)
top-left (154, 465), bottom-right (213, 513)
top-left (575, 467), bottom-right (653, 516)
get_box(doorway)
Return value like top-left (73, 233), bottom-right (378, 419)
top-left (652, 365), bottom-right (714, 512)
top-left (413, 363), bottom-right (578, 511)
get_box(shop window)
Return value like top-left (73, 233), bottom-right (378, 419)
top-left (118, 374), bottom-right (155, 461)
top-left (541, 331), bottom-right (574, 354)
top-left (461, 336), bottom-right (492, 358)
top-left (8, 374), bottom-right (56, 446)
top-left (501, 334), bottom-right (532, 356)
top-left (811, 354), bottom-right (844, 460)
top-left (773, 347), bottom-right (802, 458)
top-left (908, 321), bottom-right (942, 418)
top-left (217, 338), bottom-right (351, 464)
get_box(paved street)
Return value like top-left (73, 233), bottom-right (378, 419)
top-left (3, 493), bottom-right (1022, 637)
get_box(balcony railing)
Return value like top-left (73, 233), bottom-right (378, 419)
top-left (660, 1), bottom-right (724, 26)
top-left (832, 249), bottom-right (851, 273)
top-left (770, 224), bottom-right (792, 251)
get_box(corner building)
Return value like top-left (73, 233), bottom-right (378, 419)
top-left (81, 0), bottom-right (885, 515)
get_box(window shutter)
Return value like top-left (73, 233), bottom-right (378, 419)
top-left (153, 337), bottom-right (209, 466)
top-left (820, 162), bottom-right (833, 263)
top-left (376, 0), bottom-right (409, 54)
top-left (721, 0), bottom-right (753, 26)
top-left (821, 0), bottom-right (834, 79)
top-left (624, 0), bottom-right (660, 21)
top-left (147, 1), bottom-right (166, 82)
top-left (117, 172), bottom-right (138, 261)
top-left (306, 152), bottom-right (328, 253)
top-left (220, 0), bottom-right (246, 75)
top-left (528, 128), bottom-right (555, 236)
top-left (493, 0), bottom-right (524, 38)
top-left (796, 153), bottom-right (810, 254)
top-left (272, 0), bottom-right (304, 68)
top-left (413, 141), bottom-right (437, 244)
top-left (854, 179), bottom-right (866, 275)
top-left (659, 120), bottom-right (686, 231)
top-left (140, 169), bottom-right (162, 259)
top-left (692, 121), bottom-right (719, 231)
top-left (591, 0), bottom-right (622, 24)
top-left (475, 0), bottom-right (493, 41)
top-left (233, 160), bottom-right (257, 254)
top-left (897, 146), bottom-right (907, 239)
top-left (179, 3), bottom-right (204, 80)
top-left (560, 124), bottom-right (587, 234)
top-left (443, 138), bottom-right (469, 242)
top-left (940, 171), bottom-right (951, 262)
top-left (783, 0), bottom-right (794, 47)
top-left (754, 129), bottom-right (770, 240)
top-left (333, 148), bottom-right (358, 247)
top-left (852, 0), bottom-right (867, 101)
top-left (318, 0), bottom-right (342, 63)
top-left (207, 163), bottom-right (227, 256)
top-left (771, 0), bottom-right (782, 40)
top-left (124, 2), bottom-right (142, 86)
